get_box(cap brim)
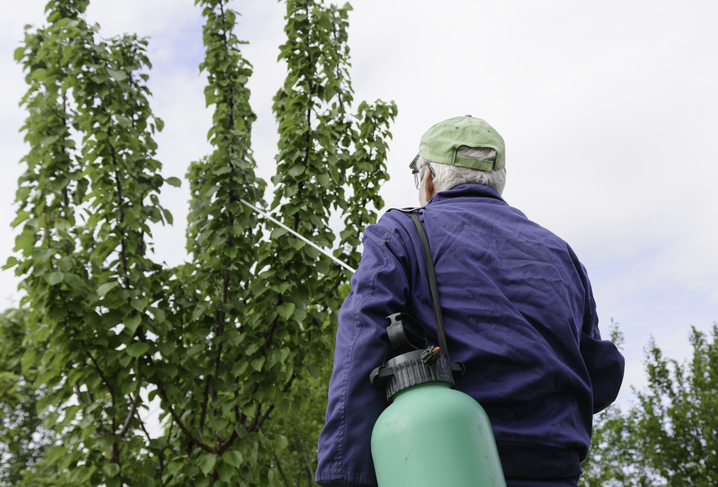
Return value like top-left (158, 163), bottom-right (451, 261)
top-left (409, 154), bottom-right (420, 169)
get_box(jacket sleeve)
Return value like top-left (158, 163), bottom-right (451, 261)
top-left (316, 220), bottom-right (410, 487)
top-left (578, 266), bottom-right (626, 413)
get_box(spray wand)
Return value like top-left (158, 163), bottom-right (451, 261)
top-left (237, 198), bottom-right (357, 275)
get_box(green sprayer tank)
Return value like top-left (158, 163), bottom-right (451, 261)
top-left (370, 314), bottom-right (506, 487)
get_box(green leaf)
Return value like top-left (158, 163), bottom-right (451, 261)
top-left (36, 369), bottom-right (59, 387)
top-left (222, 450), bottom-right (243, 468)
top-left (197, 453), bottom-right (217, 475)
top-left (287, 164), bottom-right (305, 177)
top-left (13, 230), bottom-right (35, 252)
top-left (165, 176), bottom-right (182, 187)
top-left (126, 342), bottom-right (149, 358)
top-left (270, 226), bottom-right (288, 239)
top-left (125, 313), bottom-right (142, 333)
top-left (268, 469), bottom-right (282, 487)
top-left (14, 46), bottom-right (25, 61)
top-left (116, 115), bottom-right (132, 127)
top-left (45, 271), bottom-right (64, 286)
top-left (31, 68), bottom-right (47, 81)
top-left (317, 171), bottom-right (331, 186)
top-left (137, 477), bottom-right (155, 487)
top-left (162, 207), bottom-right (173, 225)
top-left (232, 361), bottom-right (248, 376)
top-left (274, 434), bottom-right (289, 451)
top-left (40, 135), bottom-right (59, 146)
top-left (21, 347), bottom-right (38, 373)
top-left (121, 380), bottom-right (137, 395)
top-left (45, 446), bottom-right (67, 465)
top-left (97, 282), bottom-right (119, 298)
top-left (308, 364), bottom-right (320, 379)
top-left (74, 465), bottom-right (95, 483)
top-left (107, 68), bottom-right (128, 81)
top-left (2, 256), bottom-right (19, 270)
top-left (251, 356), bottom-right (265, 372)
top-left (292, 307), bottom-right (307, 322)
top-left (43, 412), bottom-right (60, 429)
top-left (217, 462), bottom-right (234, 483)
top-left (277, 302), bottom-right (295, 320)
top-left (150, 307), bottom-right (166, 322)
top-left (157, 342), bottom-right (176, 357)
top-left (131, 297), bottom-right (148, 312)
top-left (63, 272), bottom-right (83, 288)
top-left (166, 460), bottom-right (183, 476)
top-left (87, 372), bottom-right (102, 389)
top-left (103, 463), bottom-right (120, 477)
top-left (212, 166), bottom-right (232, 176)
top-left (95, 435), bottom-right (117, 449)
top-left (163, 364), bottom-right (178, 379)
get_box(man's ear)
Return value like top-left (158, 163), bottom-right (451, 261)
top-left (425, 169), bottom-right (435, 197)
top-left (420, 168), bottom-right (435, 205)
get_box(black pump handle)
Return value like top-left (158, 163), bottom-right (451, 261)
top-left (386, 313), bottom-right (428, 354)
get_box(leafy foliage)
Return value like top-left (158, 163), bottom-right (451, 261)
top-left (631, 325), bottom-right (718, 485)
top-left (5, 0), bottom-right (396, 486)
top-left (264, 282), bottom-right (350, 487)
top-left (10, 1), bottom-right (170, 484)
top-left (580, 324), bottom-right (718, 486)
top-left (0, 308), bottom-right (55, 487)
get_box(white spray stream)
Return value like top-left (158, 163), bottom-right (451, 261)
top-left (238, 198), bottom-right (357, 275)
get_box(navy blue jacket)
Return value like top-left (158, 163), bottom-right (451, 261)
top-left (316, 184), bottom-right (625, 486)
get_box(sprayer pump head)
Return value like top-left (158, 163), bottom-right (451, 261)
top-left (370, 313), bottom-right (465, 402)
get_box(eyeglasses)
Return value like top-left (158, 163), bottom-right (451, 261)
top-left (411, 160), bottom-right (435, 190)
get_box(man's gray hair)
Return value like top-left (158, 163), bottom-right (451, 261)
top-left (416, 146), bottom-right (506, 195)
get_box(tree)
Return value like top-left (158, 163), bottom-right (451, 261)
top-left (0, 307), bottom-right (56, 487)
top-left (263, 282), bottom-right (351, 487)
top-left (631, 325), bottom-right (718, 486)
top-left (6, 0), bottom-right (396, 485)
top-left (580, 324), bottom-right (718, 486)
top-left (10, 1), bottom-right (168, 484)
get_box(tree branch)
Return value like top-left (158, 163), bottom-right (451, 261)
top-left (73, 383), bottom-right (87, 405)
top-left (248, 402), bottom-right (262, 431)
top-left (251, 373), bottom-right (295, 432)
top-left (155, 381), bottom-right (216, 454)
top-left (199, 374), bottom-right (212, 432)
top-left (109, 129), bottom-right (130, 290)
top-left (84, 348), bottom-right (116, 407)
top-left (216, 429), bottom-right (238, 456)
top-left (117, 362), bottom-right (143, 454)
top-left (296, 435), bottom-right (315, 486)
top-left (273, 452), bottom-right (291, 487)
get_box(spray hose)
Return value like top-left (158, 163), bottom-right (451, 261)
top-left (237, 198), bottom-right (357, 275)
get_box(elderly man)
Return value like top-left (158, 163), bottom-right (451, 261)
top-left (316, 115), bottom-right (624, 487)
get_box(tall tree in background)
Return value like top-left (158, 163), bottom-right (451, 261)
top-left (163, 0), bottom-right (396, 484)
top-left (9, 1), bottom-right (171, 484)
top-left (0, 307), bottom-right (55, 487)
top-left (631, 325), bottom-right (718, 485)
top-left (580, 324), bottom-right (718, 486)
top-left (5, 0), bottom-right (396, 486)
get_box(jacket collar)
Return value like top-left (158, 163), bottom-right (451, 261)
top-left (427, 183), bottom-right (506, 206)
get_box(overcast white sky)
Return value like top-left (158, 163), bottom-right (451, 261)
top-left (2, 0), bottom-right (717, 409)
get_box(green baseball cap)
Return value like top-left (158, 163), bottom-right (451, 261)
top-left (410, 115), bottom-right (505, 171)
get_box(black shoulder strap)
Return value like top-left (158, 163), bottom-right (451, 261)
top-left (408, 211), bottom-right (451, 364)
